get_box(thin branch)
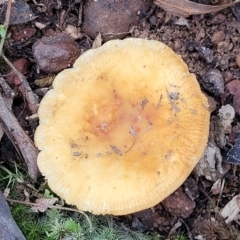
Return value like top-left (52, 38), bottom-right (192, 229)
top-left (4, 0), bottom-right (12, 29)
top-left (2, 53), bottom-right (39, 114)
top-left (0, 92), bottom-right (39, 181)
top-left (0, 77), bottom-right (15, 98)
top-left (0, 0), bottom-right (12, 55)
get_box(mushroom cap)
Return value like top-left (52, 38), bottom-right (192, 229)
top-left (35, 38), bottom-right (210, 215)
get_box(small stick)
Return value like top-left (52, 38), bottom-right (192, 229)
top-left (0, 0), bottom-right (12, 55)
top-left (2, 53), bottom-right (39, 114)
top-left (77, 0), bottom-right (83, 26)
top-left (0, 92), bottom-right (39, 181)
top-left (0, 77), bottom-right (15, 98)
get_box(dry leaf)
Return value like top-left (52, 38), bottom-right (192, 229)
top-left (31, 198), bottom-right (58, 212)
top-left (154, 0), bottom-right (240, 17)
top-left (92, 33), bottom-right (102, 49)
top-left (211, 179), bottom-right (222, 195)
top-left (174, 17), bottom-right (189, 27)
top-left (3, 188), bottom-right (10, 198)
top-left (34, 75), bottom-right (55, 88)
top-left (220, 194), bottom-right (240, 223)
top-left (194, 141), bottom-right (224, 181)
top-left (35, 22), bottom-right (47, 30)
top-left (64, 25), bottom-right (83, 40)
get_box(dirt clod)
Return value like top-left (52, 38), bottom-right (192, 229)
top-left (32, 33), bottom-right (80, 73)
top-left (162, 186), bottom-right (196, 218)
top-left (11, 26), bottom-right (37, 42)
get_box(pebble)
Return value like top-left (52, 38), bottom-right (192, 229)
top-left (202, 69), bottom-right (224, 96)
top-left (82, 0), bottom-right (151, 41)
top-left (236, 54), bottom-right (240, 68)
top-left (210, 13), bottom-right (226, 24)
top-left (32, 33), bottom-right (80, 73)
top-left (222, 71), bottom-right (233, 83)
top-left (198, 46), bottom-right (213, 63)
top-left (211, 30), bottom-right (225, 45)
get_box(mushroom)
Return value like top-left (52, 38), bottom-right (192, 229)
top-left (34, 38), bottom-right (210, 215)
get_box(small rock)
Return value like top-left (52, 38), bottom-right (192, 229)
top-left (0, 1), bottom-right (36, 25)
top-left (222, 80), bottom-right (240, 115)
top-left (222, 71), bottom-right (233, 83)
top-left (210, 13), bottom-right (226, 24)
top-left (198, 46), bottom-right (213, 63)
top-left (149, 15), bottom-right (157, 26)
top-left (186, 41), bottom-right (198, 52)
top-left (0, 191), bottom-right (26, 240)
top-left (211, 30), bottom-right (225, 45)
top-left (236, 54), bottom-right (240, 68)
top-left (202, 69), bottom-right (224, 96)
top-left (32, 33), bottom-right (80, 73)
top-left (162, 186), bottom-right (196, 218)
top-left (82, 0), bottom-right (151, 41)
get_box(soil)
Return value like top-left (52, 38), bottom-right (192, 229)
top-left (1, 0), bottom-right (240, 239)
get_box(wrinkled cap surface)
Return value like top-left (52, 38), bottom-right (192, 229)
top-left (35, 38), bottom-right (210, 215)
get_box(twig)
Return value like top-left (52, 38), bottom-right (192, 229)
top-left (77, 0), bottom-right (83, 26)
top-left (0, 92), bottom-right (39, 181)
top-left (0, 77), bottom-right (15, 98)
top-left (0, 0), bottom-right (12, 55)
top-left (4, 0), bottom-right (12, 29)
top-left (6, 198), bottom-right (93, 232)
top-left (2, 53), bottom-right (39, 114)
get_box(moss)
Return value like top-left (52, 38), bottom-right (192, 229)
top-left (0, 163), bottom-right (156, 240)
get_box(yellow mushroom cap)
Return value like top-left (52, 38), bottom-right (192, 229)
top-left (34, 38), bottom-right (210, 215)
